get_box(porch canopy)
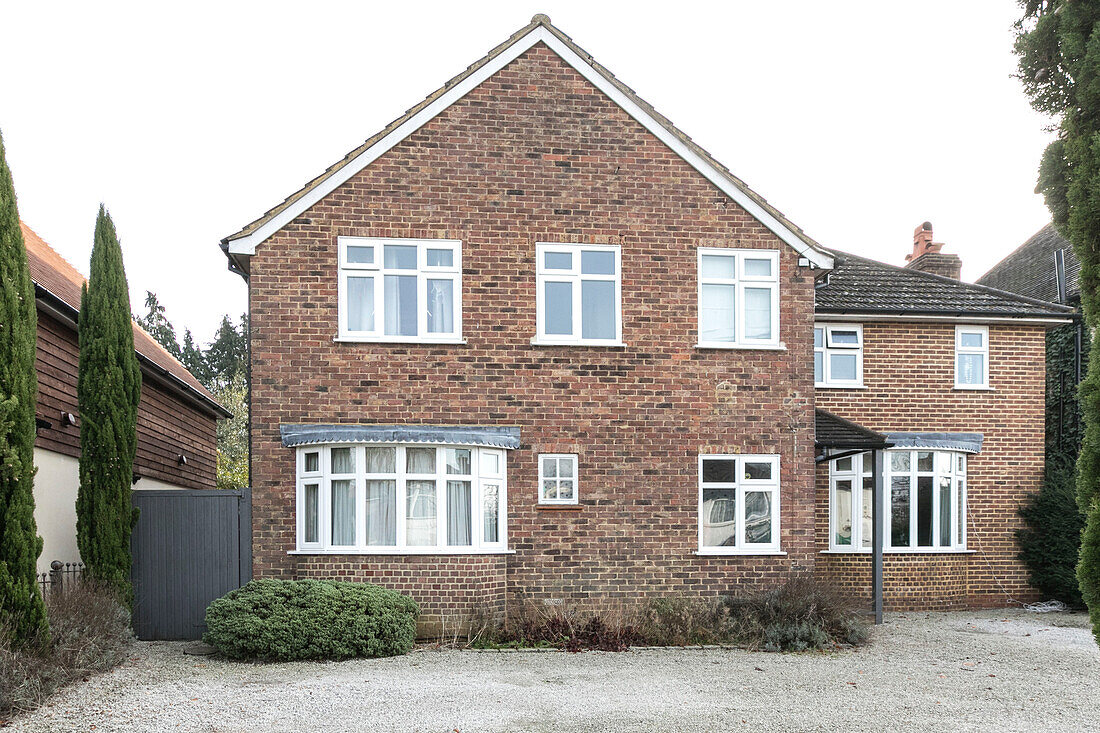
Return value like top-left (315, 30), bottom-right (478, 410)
top-left (280, 424), bottom-right (521, 450)
top-left (814, 409), bottom-right (892, 625)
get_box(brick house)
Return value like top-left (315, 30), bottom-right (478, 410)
top-left (220, 16), bottom-right (1072, 628)
top-left (24, 220), bottom-right (230, 572)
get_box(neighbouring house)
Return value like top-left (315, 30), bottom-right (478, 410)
top-left (219, 15), bottom-right (1072, 630)
top-left (24, 221), bottom-right (231, 572)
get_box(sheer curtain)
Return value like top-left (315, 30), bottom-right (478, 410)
top-left (426, 279), bottom-right (453, 334)
top-left (331, 447), bottom-right (355, 474)
top-left (347, 277), bottom-right (375, 332)
top-left (483, 483), bottom-right (499, 543)
top-left (365, 480), bottom-right (396, 546)
top-left (447, 481), bottom-right (472, 546)
top-left (406, 481), bottom-right (436, 546)
top-left (331, 479), bottom-right (355, 545)
top-left (385, 274), bottom-right (417, 336)
top-left (406, 447), bottom-right (436, 474)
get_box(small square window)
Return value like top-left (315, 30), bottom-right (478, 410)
top-left (701, 458), bottom-right (736, 484)
top-left (544, 251), bottom-right (573, 270)
top-left (539, 454), bottom-right (579, 504)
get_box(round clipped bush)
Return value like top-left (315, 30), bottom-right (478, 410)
top-left (203, 579), bottom-right (419, 661)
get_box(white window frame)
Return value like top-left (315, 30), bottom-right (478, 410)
top-left (293, 444), bottom-right (508, 554)
top-left (814, 323), bottom-right (864, 387)
top-left (697, 454), bottom-right (781, 555)
top-left (696, 248), bottom-right (781, 349)
top-left (538, 454), bottom-right (579, 505)
top-left (336, 236), bottom-right (463, 343)
top-left (827, 450), bottom-right (968, 553)
top-left (955, 325), bottom-right (989, 389)
top-left (534, 242), bottom-right (623, 346)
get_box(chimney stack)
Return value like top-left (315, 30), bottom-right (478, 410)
top-left (904, 221), bottom-right (961, 279)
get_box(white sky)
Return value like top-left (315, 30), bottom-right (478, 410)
top-left (1, 1), bottom-right (1055, 343)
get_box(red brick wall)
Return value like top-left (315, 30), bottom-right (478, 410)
top-left (34, 309), bottom-right (218, 489)
top-left (247, 44), bottom-right (818, 612)
top-left (815, 321), bottom-right (1047, 609)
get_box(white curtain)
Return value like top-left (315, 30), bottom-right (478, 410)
top-left (385, 274), bottom-right (417, 336)
top-left (701, 284), bottom-right (735, 342)
top-left (304, 484), bottom-right (319, 544)
top-left (365, 447), bottom-right (396, 473)
top-left (365, 479), bottom-right (396, 546)
top-left (446, 448), bottom-right (471, 475)
top-left (331, 479), bottom-right (355, 545)
top-left (426, 279), bottom-right (453, 334)
top-left (347, 276), bottom-right (374, 332)
top-left (447, 480), bottom-right (472, 546)
top-left (406, 481), bottom-right (436, 546)
top-left (406, 447), bottom-right (436, 474)
top-left (743, 287), bottom-right (772, 340)
top-left (483, 483), bottom-right (499, 543)
top-left (330, 447), bottom-right (354, 474)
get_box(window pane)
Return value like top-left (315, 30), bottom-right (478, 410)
top-left (702, 458), bottom-right (735, 483)
top-left (835, 456), bottom-right (853, 472)
top-left (830, 353), bottom-right (857, 382)
top-left (384, 244), bottom-right (417, 269)
top-left (743, 258), bottom-right (772, 278)
top-left (958, 353), bottom-right (985, 385)
top-left (581, 280), bottom-right (616, 339)
top-left (483, 483), bottom-right (500, 543)
top-left (304, 483), bottom-right (319, 544)
top-left (890, 452), bottom-right (910, 472)
top-left (917, 476), bottom-right (933, 547)
top-left (406, 447), bottom-right (436, 474)
top-left (365, 479), bottom-right (396, 546)
top-left (957, 454), bottom-right (966, 473)
top-left (862, 452), bottom-right (872, 473)
top-left (384, 274), bottom-right (418, 336)
top-left (861, 477), bottom-right (873, 548)
top-left (744, 491), bottom-right (772, 543)
top-left (939, 477), bottom-right (953, 547)
top-left (701, 489), bottom-right (736, 547)
top-left (541, 456), bottom-right (557, 478)
top-left (447, 480), bottom-right (472, 546)
top-left (304, 452), bottom-right (319, 473)
top-left (814, 351), bottom-right (824, 383)
top-left (558, 458), bottom-right (574, 478)
top-left (829, 329), bottom-right (859, 346)
top-left (426, 279), bottom-right (454, 334)
top-left (331, 447), bottom-right (354, 474)
top-left (581, 250), bottom-right (615, 275)
top-left (541, 480), bottom-right (558, 501)
top-left (544, 281), bottom-right (573, 335)
top-left (365, 447), bottom-right (396, 473)
top-left (814, 327), bottom-right (824, 348)
top-left (406, 481), bottom-right (437, 546)
top-left (544, 251), bottom-right (572, 270)
top-left (891, 476), bottom-right (910, 547)
top-left (960, 331), bottom-right (984, 348)
top-left (481, 452), bottom-right (501, 476)
top-left (834, 480), bottom-right (853, 546)
top-left (426, 248), bottom-right (453, 267)
top-left (701, 254), bottom-right (736, 279)
top-left (744, 462), bottom-right (772, 481)
top-left (917, 452), bottom-right (934, 472)
top-left (744, 287), bottom-right (772, 340)
top-left (701, 284), bottom-right (736, 342)
top-left (331, 479), bottom-right (356, 546)
top-left (558, 480), bottom-right (575, 500)
top-left (346, 245), bottom-right (374, 264)
top-left (347, 276), bottom-right (375, 332)
top-left (446, 448), bottom-right (472, 475)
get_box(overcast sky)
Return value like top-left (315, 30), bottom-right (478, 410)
top-left (2, 1), bottom-right (1054, 343)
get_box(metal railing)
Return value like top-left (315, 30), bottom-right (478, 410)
top-left (36, 561), bottom-right (84, 595)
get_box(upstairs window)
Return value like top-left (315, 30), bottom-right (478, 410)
top-left (697, 249), bottom-right (780, 348)
top-left (535, 243), bottom-right (622, 345)
top-left (814, 323), bottom-right (863, 387)
top-left (337, 237), bottom-right (462, 342)
top-left (955, 326), bottom-right (989, 389)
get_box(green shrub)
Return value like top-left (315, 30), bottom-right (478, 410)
top-left (721, 573), bottom-right (869, 652)
top-left (203, 580), bottom-right (418, 661)
top-left (1018, 459), bottom-right (1086, 606)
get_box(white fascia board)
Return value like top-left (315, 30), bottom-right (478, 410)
top-left (228, 26), bottom-right (834, 270)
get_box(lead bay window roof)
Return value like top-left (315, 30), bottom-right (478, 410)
top-left (280, 424), bottom-right (521, 450)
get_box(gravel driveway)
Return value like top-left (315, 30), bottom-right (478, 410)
top-left (9, 609), bottom-right (1100, 733)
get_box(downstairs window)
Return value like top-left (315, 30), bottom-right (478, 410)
top-left (698, 454), bottom-right (780, 554)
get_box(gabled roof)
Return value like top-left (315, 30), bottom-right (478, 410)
top-left (221, 15), bottom-right (832, 271)
top-left (815, 247), bottom-right (1074, 321)
top-left (976, 224), bottom-right (1079, 305)
top-left (22, 221), bottom-right (230, 418)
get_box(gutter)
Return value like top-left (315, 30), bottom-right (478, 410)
top-left (33, 283), bottom-right (233, 420)
top-left (813, 310), bottom-right (1074, 327)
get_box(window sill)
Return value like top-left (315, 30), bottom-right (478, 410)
top-left (814, 383), bottom-right (867, 390)
top-left (953, 386), bottom-right (995, 392)
top-left (289, 548), bottom-right (515, 555)
top-left (694, 549), bottom-right (787, 557)
top-left (334, 336), bottom-right (467, 345)
top-left (819, 548), bottom-right (975, 555)
top-left (536, 503), bottom-right (582, 510)
top-left (695, 342), bottom-right (786, 351)
top-left (530, 339), bottom-right (628, 347)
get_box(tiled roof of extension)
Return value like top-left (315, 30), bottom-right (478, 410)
top-left (816, 247), bottom-right (1075, 319)
top-left (814, 409), bottom-right (891, 450)
top-left (221, 15), bottom-right (830, 266)
top-left (975, 224), bottom-right (1079, 305)
top-left (22, 221), bottom-right (229, 417)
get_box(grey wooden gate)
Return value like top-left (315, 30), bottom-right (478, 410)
top-left (130, 488), bottom-right (251, 640)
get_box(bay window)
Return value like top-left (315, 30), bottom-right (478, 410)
top-left (535, 243), bottom-right (622, 345)
top-left (296, 443), bottom-right (506, 553)
top-left (698, 454), bottom-right (780, 554)
top-left (696, 248), bottom-right (780, 348)
top-left (337, 237), bottom-right (462, 342)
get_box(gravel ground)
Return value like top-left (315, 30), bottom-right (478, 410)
top-left (8, 609), bottom-right (1100, 733)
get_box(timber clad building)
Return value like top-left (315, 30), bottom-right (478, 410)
top-left (221, 16), bottom-right (1072, 629)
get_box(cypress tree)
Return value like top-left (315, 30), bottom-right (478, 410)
top-left (1016, 0), bottom-right (1100, 644)
top-left (76, 206), bottom-right (141, 594)
top-left (0, 129), bottom-right (48, 643)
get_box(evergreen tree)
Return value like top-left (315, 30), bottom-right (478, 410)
top-left (135, 290), bottom-right (180, 358)
top-left (180, 328), bottom-right (210, 386)
top-left (1016, 0), bottom-right (1100, 644)
top-left (0, 129), bottom-right (47, 643)
top-left (204, 314), bottom-right (248, 391)
top-left (76, 206), bottom-right (141, 594)
top-left (213, 371), bottom-right (248, 490)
